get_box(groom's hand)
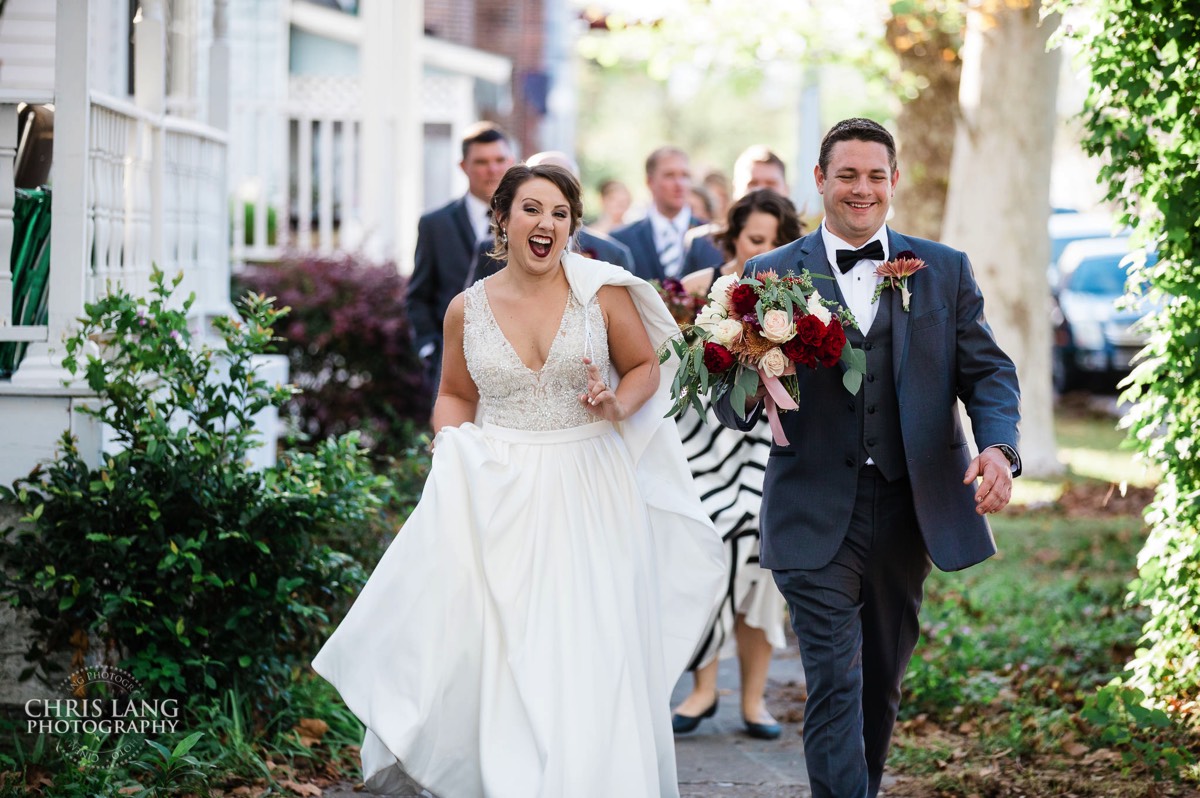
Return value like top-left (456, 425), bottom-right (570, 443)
top-left (744, 383), bottom-right (768, 412)
top-left (963, 447), bottom-right (1013, 515)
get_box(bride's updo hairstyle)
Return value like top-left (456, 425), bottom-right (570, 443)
top-left (488, 164), bottom-right (584, 261)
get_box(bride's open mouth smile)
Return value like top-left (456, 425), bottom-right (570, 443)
top-left (529, 235), bottom-right (554, 258)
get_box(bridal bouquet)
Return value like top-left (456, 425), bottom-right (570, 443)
top-left (663, 269), bottom-right (866, 445)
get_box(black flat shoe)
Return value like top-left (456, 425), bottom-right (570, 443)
top-left (743, 717), bottom-right (782, 740)
top-left (671, 697), bottom-right (718, 734)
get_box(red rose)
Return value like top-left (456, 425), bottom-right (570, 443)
top-left (818, 321), bottom-right (847, 368)
top-left (702, 342), bottom-right (735, 373)
top-left (728, 283), bottom-right (757, 316)
top-left (795, 314), bottom-right (826, 346)
top-left (781, 334), bottom-right (818, 368)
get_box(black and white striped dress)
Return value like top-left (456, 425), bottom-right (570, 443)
top-left (676, 270), bottom-right (788, 671)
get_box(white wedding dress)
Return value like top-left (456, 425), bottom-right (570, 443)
top-left (313, 254), bottom-right (726, 798)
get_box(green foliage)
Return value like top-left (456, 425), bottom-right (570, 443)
top-left (0, 269), bottom-right (388, 700)
top-left (127, 731), bottom-right (210, 796)
top-left (1081, 685), bottom-right (1193, 781)
top-left (1054, 0), bottom-right (1200, 716)
top-left (233, 255), bottom-right (430, 458)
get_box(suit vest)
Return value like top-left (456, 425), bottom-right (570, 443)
top-left (843, 295), bottom-right (907, 481)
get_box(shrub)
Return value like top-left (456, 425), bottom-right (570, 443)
top-left (1059, 0), bottom-right (1200, 719)
top-left (233, 255), bottom-right (432, 458)
top-left (0, 270), bottom-right (389, 700)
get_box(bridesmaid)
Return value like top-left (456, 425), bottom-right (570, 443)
top-left (671, 190), bottom-right (804, 740)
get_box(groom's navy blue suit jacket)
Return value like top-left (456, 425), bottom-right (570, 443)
top-left (715, 228), bottom-right (1020, 573)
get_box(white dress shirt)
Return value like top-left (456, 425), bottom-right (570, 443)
top-left (465, 192), bottom-right (492, 245)
top-left (822, 222), bottom-right (888, 334)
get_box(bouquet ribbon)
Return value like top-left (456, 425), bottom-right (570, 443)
top-left (758, 369), bottom-right (798, 446)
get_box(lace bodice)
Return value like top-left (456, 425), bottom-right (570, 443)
top-left (463, 278), bottom-right (611, 431)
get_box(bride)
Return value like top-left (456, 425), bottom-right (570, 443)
top-left (313, 163), bottom-right (726, 797)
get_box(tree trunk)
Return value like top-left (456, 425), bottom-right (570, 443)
top-left (886, 15), bottom-right (962, 241)
top-left (941, 0), bottom-right (1062, 477)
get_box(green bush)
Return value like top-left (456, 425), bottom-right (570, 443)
top-left (1058, 0), bottom-right (1200, 718)
top-left (0, 270), bottom-right (388, 700)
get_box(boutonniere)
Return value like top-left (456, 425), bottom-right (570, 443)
top-left (871, 250), bottom-right (927, 312)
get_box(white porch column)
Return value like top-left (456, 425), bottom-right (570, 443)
top-left (208, 0), bottom-right (231, 132)
top-left (0, 102), bottom-right (15, 326)
top-left (135, 0), bottom-right (167, 286)
top-left (359, 0), bottom-right (422, 271)
top-left (201, 0), bottom-right (235, 328)
top-left (11, 0), bottom-right (91, 386)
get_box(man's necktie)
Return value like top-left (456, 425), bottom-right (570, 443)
top-left (658, 226), bottom-right (683, 277)
top-left (835, 240), bottom-right (885, 273)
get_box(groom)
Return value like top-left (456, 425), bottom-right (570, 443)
top-left (715, 118), bottom-right (1021, 798)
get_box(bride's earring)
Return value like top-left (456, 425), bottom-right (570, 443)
top-left (500, 228), bottom-right (508, 244)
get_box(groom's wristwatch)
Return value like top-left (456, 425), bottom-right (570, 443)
top-left (991, 444), bottom-right (1019, 471)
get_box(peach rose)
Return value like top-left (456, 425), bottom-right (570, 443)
top-left (758, 347), bottom-right (789, 379)
top-left (761, 309), bottom-right (796, 343)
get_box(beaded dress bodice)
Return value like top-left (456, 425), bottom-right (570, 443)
top-left (463, 278), bottom-right (611, 431)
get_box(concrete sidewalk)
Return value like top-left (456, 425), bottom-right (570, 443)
top-left (672, 645), bottom-right (811, 797)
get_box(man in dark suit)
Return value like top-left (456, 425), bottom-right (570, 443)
top-left (683, 145), bottom-right (790, 274)
top-left (525, 151), bottom-right (634, 270)
top-left (407, 122), bottom-right (514, 387)
top-left (612, 146), bottom-right (704, 281)
top-left (715, 118), bottom-right (1021, 798)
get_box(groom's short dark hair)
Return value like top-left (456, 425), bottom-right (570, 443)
top-left (818, 118), bottom-right (897, 175)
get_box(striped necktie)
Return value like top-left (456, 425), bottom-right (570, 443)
top-left (657, 223), bottom-right (683, 277)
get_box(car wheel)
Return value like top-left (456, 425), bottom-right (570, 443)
top-left (1053, 347), bottom-right (1082, 394)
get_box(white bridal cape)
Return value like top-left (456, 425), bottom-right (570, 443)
top-left (312, 253), bottom-right (726, 798)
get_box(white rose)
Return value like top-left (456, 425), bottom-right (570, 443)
top-left (761, 308), bottom-right (796, 343)
top-left (712, 318), bottom-right (745, 347)
top-left (806, 291), bottom-right (832, 325)
top-left (694, 303), bottom-right (728, 334)
top-left (708, 274), bottom-right (739, 310)
top-left (759, 347), bottom-right (789, 379)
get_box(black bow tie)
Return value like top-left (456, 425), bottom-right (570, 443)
top-left (835, 240), bottom-right (885, 273)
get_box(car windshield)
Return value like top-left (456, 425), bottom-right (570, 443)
top-left (1068, 255), bottom-right (1128, 295)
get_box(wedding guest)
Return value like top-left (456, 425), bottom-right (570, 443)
top-left (315, 164), bottom-right (725, 798)
top-left (684, 145), bottom-right (790, 275)
top-left (613, 146), bottom-right (706, 281)
top-left (715, 118), bottom-right (1021, 798)
top-left (702, 169), bottom-right (732, 222)
top-left (688, 185), bottom-right (716, 224)
top-left (407, 122), bottom-right (514, 389)
top-left (591, 177), bottom-right (632, 235)
top-left (671, 189), bottom-right (804, 741)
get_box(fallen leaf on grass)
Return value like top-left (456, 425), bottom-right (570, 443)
top-left (1081, 747), bottom-right (1120, 765)
top-left (278, 779), bottom-right (322, 796)
top-left (296, 718), bottom-right (330, 747)
top-left (1062, 740), bottom-right (1090, 757)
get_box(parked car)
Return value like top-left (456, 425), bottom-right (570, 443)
top-left (1051, 237), bottom-right (1159, 393)
top-left (1046, 211), bottom-right (1126, 287)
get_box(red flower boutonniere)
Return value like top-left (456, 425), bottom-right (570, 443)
top-left (872, 250), bottom-right (927, 312)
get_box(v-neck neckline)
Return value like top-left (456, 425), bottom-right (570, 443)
top-left (481, 281), bottom-right (573, 376)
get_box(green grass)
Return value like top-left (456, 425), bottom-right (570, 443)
top-left (890, 405), bottom-right (1198, 794)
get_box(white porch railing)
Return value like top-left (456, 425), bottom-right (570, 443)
top-left (0, 90), bottom-right (228, 377)
top-left (229, 75), bottom-right (363, 265)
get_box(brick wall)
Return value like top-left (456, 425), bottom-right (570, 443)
top-left (424, 0), bottom-right (475, 46)
top-left (424, 0), bottom-right (548, 158)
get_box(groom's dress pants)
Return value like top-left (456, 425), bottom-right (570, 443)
top-left (773, 464), bottom-right (932, 798)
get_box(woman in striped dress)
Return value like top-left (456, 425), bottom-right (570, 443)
top-left (670, 189), bottom-right (804, 740)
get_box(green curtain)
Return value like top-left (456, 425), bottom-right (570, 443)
top-left (0, 187), bottom-right (52, 377)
